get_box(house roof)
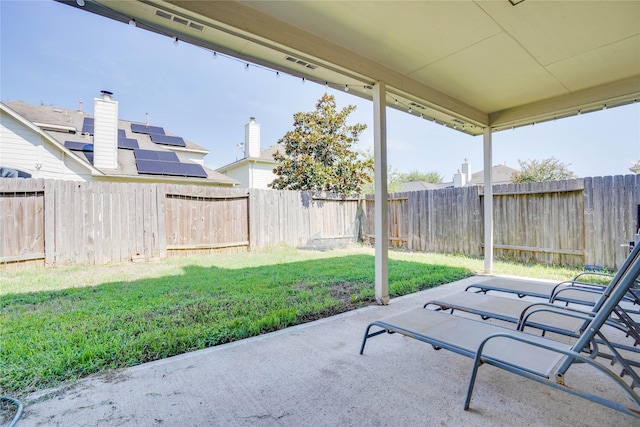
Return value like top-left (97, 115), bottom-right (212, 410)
top-left (59, 1), bottom-right (640, 136)
top-left (3, 100), bottom-right (238, 186)
top-left (398, 181), bottom-right (448, 192)
top-left (216, 144), bottom-right (282, 172)
top-left (258, 144), bottom-right (281, 161)
top-left (398, 164), bottom-right (519, 192)
top-left (469, 164), bottom-right (519, 185)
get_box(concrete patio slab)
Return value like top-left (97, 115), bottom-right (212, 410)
top-left (18, 276), bottom-right (638, 426)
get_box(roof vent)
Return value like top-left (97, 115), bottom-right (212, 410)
top-left (155, 9), bottom-right (205, 32)
top-left (285, 56), bottom-right (318, 70)
top-left (155, 9), bottom-right (171, 20)
top-left (173, 16), bottom-right (188, 26)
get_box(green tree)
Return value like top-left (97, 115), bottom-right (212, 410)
top-left (358, 150), bottom-right (443, 194)
top-left (358, 148), bottom-right (401, 194)
top-left (270, 93), bottom-right (372, 194)
top-left (398, 170), bottom-right (443, 184)
top-left (511, 157), bottom-right (577, 183)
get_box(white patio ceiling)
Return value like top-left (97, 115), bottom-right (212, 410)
top-left (59, 0), bottom-right (640, 135)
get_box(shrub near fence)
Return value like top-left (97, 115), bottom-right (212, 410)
top-left (2, 175), bottom-right (639, 270)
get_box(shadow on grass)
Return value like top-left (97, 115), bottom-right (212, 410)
top-left (0, 255), bottom-right (472, 395)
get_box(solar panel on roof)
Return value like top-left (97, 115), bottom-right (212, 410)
top-left (134, 149), bottom-right (179, 162)
top-left (82, 117), bottom-right (94, 134)
top-left (134, 149), bottom-right (157, 160)
top-left (118, 130), bottom-right (139, 149)
top-left (132, 149), bottom-right (207, 178)
top-left (134, 159), bottom-right (208, 178)
top-left (180, 163), bottom-right (208, 178)
top-left (135, 159), bottom-right (164, 175)
top-left (161, 162), bottom-right (208, 178)
top-left (150, 133), bottom-right (186, 147)
top-left (65, 141), bottom-right (94, 152)
top-left (162, 162), bottom-right (185, 176)
top-left (131, 123), bottom-right (165, 135)
top-left (156, 151), bottom-right (180, 162)
top-left (118, 138), bottom-right (139, 150)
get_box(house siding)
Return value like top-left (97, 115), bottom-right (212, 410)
top-left (219, 161), bottom-right (276, 189)
top-left (251, 163), bottom-right (276, 189)
top-left (223, 167), bottom-right (249, 188)
top-left (1, 111), bottom-right (90, 181)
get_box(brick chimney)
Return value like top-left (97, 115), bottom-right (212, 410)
top-left (93, 90), bottom-right (118, 169)
top-left (244, 117), bottom-right (260, 158)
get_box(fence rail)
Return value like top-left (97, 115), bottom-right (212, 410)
top-left (2, 175), bottom-right (639, 270)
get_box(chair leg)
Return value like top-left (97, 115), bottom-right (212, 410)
top-left (464, 352), bottom-right (483, 410)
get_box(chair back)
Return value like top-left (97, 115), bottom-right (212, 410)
top-left (557, 242), bottom-right (640, 374)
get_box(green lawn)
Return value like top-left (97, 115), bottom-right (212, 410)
top-left (0, 245), bottom-right (584, 396)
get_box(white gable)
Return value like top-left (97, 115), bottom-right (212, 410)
top-left (1, 110), bottom-right (91, 181)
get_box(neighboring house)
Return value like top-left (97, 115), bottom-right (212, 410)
top-left (398, 160), bottom-right (518, 192)
top-left (467, 164), bottom-right (519, 186)
top-left (399, 181), bottom-right (448, 192)
top-left (451, 159), bottom-right (518, 187)
top-left (215, 117), bottom-right (281, 189)
top-left (0, 91), bottom-right (238, 186)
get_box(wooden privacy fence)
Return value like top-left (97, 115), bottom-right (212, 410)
top-left (363, 186), bottom-right (482, 255)
top-left (163, 184), bottom-right (250, 257)
top-left (488, 179), bottom-right (585, 267)
top-left (249, 189), bottom-right (361, 249)
top-left (487, 176), bottom-right (639, 269)
top-left (0, 179), bottom-right (361, 267)
top-left (362, 175), bottom-right (640, 270)
top-left (2, 175), bottom-right (639, 270)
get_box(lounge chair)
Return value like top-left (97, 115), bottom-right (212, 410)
top-left (466, 275), bottom-right (640, 309)
top-left (423, 291), bottom-right (640, 364)
top-left (359, 243), bottom-right (640, 418)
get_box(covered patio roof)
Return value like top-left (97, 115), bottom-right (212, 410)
top-left (58, 1), bottom-right (640, 134)
top-left (58, 0), bottom-right (640, 302)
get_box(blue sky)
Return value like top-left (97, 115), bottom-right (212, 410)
top-left (2, 0), bottom-right (639, 180)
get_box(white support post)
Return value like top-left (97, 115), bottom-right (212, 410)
top-left (373, 82), bottom-right (389, 304)
top-left (483, 127), bottom-right (494, 274)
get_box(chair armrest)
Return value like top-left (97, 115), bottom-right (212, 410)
top-left (573, 271), bottom-right (613, 282)
top-left (517, 302), bottom-right (595, 331)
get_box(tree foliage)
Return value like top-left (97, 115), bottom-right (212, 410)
top-left (511, 157), bottom-right (577, 183)
top-left (358, 149), bottom-right (442, 194)
top-left (398, 170), bottom-right (443, 184)
top-left (270, 93), bottom-right (373, 194)
top-left (357, 148), bottom-right (400, 194)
